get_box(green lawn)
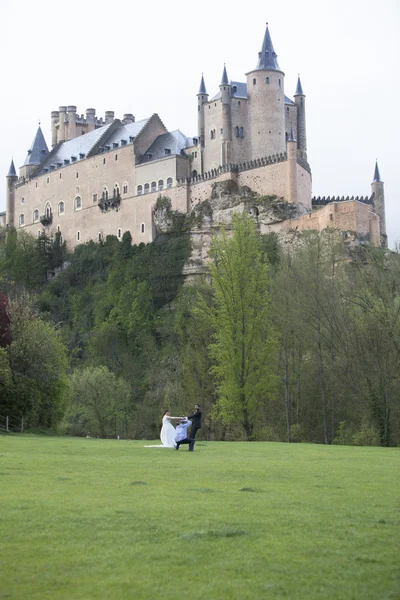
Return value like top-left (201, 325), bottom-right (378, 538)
top-left (0, 436), bottom-right (399, 600)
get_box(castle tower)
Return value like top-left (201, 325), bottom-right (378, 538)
top-left (67, 106), bottom-right (77, 140)
top-left (19, 125), bottom-right (49, 179)
top-left (220, 65), bottom-right (232, 166)
top-left (246, 23), bottom-right (286, 159)
top-left (287, 126), bottom-right (297, 204)
top-left (371, 161), bottom-right (387, 248)
top-left (294, 75), bottom-right (307, 161)
top-left (51, 111), bottom-right (59, 147)
top-left (58, 106), bottom-right (67, 143)
top-left (6, 160), bottom-right (17, 228)
top-left (197, 74), bottom-right (208, 148)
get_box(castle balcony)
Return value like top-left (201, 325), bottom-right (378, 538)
top-left (40, 213), bottom-right (53, 226)
top-left (98, 190), bottom-right (121, 213)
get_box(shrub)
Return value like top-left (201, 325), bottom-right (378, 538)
top-left (352, 422), bottom-right (380, 447)
top-left (290, 423), bottom-right (307, 443)
top-left (333, 421), bottom-right (354, 446)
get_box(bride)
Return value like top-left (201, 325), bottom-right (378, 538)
top-left (160, 410), bottom-right (181, 447)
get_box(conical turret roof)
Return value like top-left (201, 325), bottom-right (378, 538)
top-left (23, 125), bottom-right (49, 166)
top-left (294, 75), bottom-right (304, 95)
top-left (7, 159), bottom-right (17, 178)
top-left (288, 126), bottom-right (296, 142)
top-left (220, 64), bottom-right (229, 86)
top-left (254, 23), bottom-right (281, 71)
top-left (373, 160), bottom-right (381, 182)
top-left (198, 74), bottom-right (208, 95)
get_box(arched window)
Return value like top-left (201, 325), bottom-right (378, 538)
top-left (144, 183), bottom-right (150, 194)
top-left (141, 223), bottom-right (145, 233)
top-left (278, 78), bottom-right (281, 87)
top-left (253, 78), bottom-right (256, 85)
top-left (45, 202), bottom-right (52, 218)
top-left (102, 187), bottom-right (108, 201)
top-left (58, 202), bottom-right (65, 215)
top-left (113, 184), bottom-right (120, 199)
top-left (192, 170), bottom-right (198, 178)
top-left (151, 181), bottom-right (157, 193)
top-left (33, 209), bottom-right (39, 222)
top-left (137, 185), bottom-right (143, 196)
top-left (57, 225), bottom-right (61, 232)
top-left (167, 177), bottom-right (173, 189)
top-left (158, 179), bottom-right (164, 191)
top-left (266, 77), bottom-right (270, 84)
top-left (117, 228), bottom-right (122, 239)
top-left (19, 214), bottom-right (25, 226)
top-left (123, 182), bottom-right (128, 195)
top-left (74, 196), bottom-right (82, 211)
top-left (76, 231), bottom-right (80, 241)
top-left (98, 232), bottom-right (102, 242)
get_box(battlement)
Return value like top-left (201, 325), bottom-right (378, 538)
top-left (177, 151), bottom-right (290, 185)
top-left (312, 195), bottom-right (373, 206)
top-left (51, 106), bottom-right (135, 145)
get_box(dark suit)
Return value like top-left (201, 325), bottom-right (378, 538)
top-left (187, 409), bottom-right (202, 439)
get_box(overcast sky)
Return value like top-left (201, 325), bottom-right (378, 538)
top-left (1, 0), bottom-right (399, 247)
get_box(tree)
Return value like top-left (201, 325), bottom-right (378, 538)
top-left (69, 367), bottom-right (131, 437)
top-left (203, 213), bottom-right (277, 439)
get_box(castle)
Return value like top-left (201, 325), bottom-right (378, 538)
top-left (4, 23), bottom-right (387, 249)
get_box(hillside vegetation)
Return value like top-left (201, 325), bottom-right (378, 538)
top-left (0, 211), bottom-right (399, 445)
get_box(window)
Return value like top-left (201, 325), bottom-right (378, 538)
top-left (117, 228), bottom-right (122, 239)
top-left (164, 148), bottom-right (171, 155)
top-left (115, 154), bottom-right (118, 161)
top-left (141, 223), bottom-right (145, 233)
top-left (19, 214), bottom-right (24, 226)
top-left (76, 186), bottom-right (79, 194)
top-left (113, 184), bottom-right (120, 198)
top-left (98, 232), bottom-right (102, 242)
top-left (330, 214), bottom-right (333, 221)
top-left (123, 183), bottom-right (128, 194)
top-left (102, 187), bottom-right (108, 201)
top-left (137, 185), bottom-right (143, 196)
top-left (253, 78), bottom-right (256, 85)
top-left (37, 230), bottom-right (41, 239)
top-left (266, 77), bottom-right (269, 84)
top-left (93, 193), bottom-right (97, 203)
top-left (33, 209), bottom-right (39, 222)
top-left (235, 126), bottom-right (239, 137)
top-left (220, 128), bottom-right (223, 135)
top-left (238, 100), bottom-right (241, 106)
top-left (47, 177), bottom-right (49, 184)
top-left (59, 173), bottom-right (62, 179)
top-left (144, 183), bottom-right (150, 194)
top-left (45, 202), bottom-right (52, 218)
top-left (74, 196), bottom-right (82, 211)
top-left (58, 202), bottom-right (65, 215)
top-left (151, 181), bottom-right (156, 193)
top-left (103, 158), bottom-right (106, 165)
top-left (192, 170), bottom-right (198, 178)
top-left (76, 172), bottom-right (79, 179)
top-left (278, 78), bottom-right (281, 87)
top-left (232, 85), bottom-right (237, 93)
top-left (210, 129), bottom-right (216, 140)
top-left (76, 231), bottom-right (80, 241)
top-left (36, 182), bottom-right (38, 188)
top-left (286, 107), bottom-right (289, 113)
top-left (158, 179), bottom-right (164, 191)
top-left (57, 225), bottom-right (61, 232)
top-left (166, 177), bottom-right (173, 189)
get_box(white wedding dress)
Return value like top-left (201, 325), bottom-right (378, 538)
top-left (144, 416), bottom-right (176, 448)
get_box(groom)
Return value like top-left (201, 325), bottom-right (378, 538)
top-left (175, 417), bottom-right (195, 451)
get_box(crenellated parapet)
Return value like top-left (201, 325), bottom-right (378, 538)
top-left (177, 151), bottom-right (289, 186)
top-left (312, 195), bottom-right (373, 206)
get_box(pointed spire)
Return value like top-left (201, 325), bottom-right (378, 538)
top-left (373, 160), bottom-right (381, 182)
top-left (255, 23), bottom-right (281, 71)
top-left (288, 126), bottom-right (296, 142)
top-left (294, 75), bottom-right (304, 96)
top-left (198, 74), bottom-right (208, 95)
top-left (23, 125), bottom-right (49, 167)
top-left (220, 64), bottom-right (229, 86)
top-left (7, 159), bottom-right (17, 178)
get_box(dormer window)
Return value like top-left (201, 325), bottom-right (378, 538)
top-left (165, 148), bottom-right (171, 155)
top-left (129, 136), bottom-right (134, 143)
top-left (146, 153), bottom-right (153, 160)
top-left (79, 153), bottom-right (85, 159)
top-left (64, 159), bottom-right (70, 165)
top-left (121, 139), bottom-right (127, 145)
top-left (113, 143), bottom-right (118, 149)
top-left (57, 162), bottom-right (62, 168)
top-left (232, 85), bottom-right (237, 93)
top-left (104, 145), bottom-right (110, 151)
top-left (71, 156), bottom-right (77, 162)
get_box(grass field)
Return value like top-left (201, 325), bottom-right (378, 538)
top-left (0, 436), bottom-right (399, 600)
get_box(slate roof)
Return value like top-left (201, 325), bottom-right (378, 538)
top-left (373, 161), bottom-right (381, 182)
top-left (139, 130), bottom-right (193, 164)
top-left (254, 23), bottom-right (281, 72)
top-left (220, 65), bottom-right (229, 86)
top-left (23, 126), bottom-right (49, 166)
top-left (36, 118), bottom-right (150, 175)
top-left (295, 75), bottom-right (304, 95)
top-left (198, 74), bottom-right (207, 95)
top-left (7, 159), bottom-right (17, 177)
